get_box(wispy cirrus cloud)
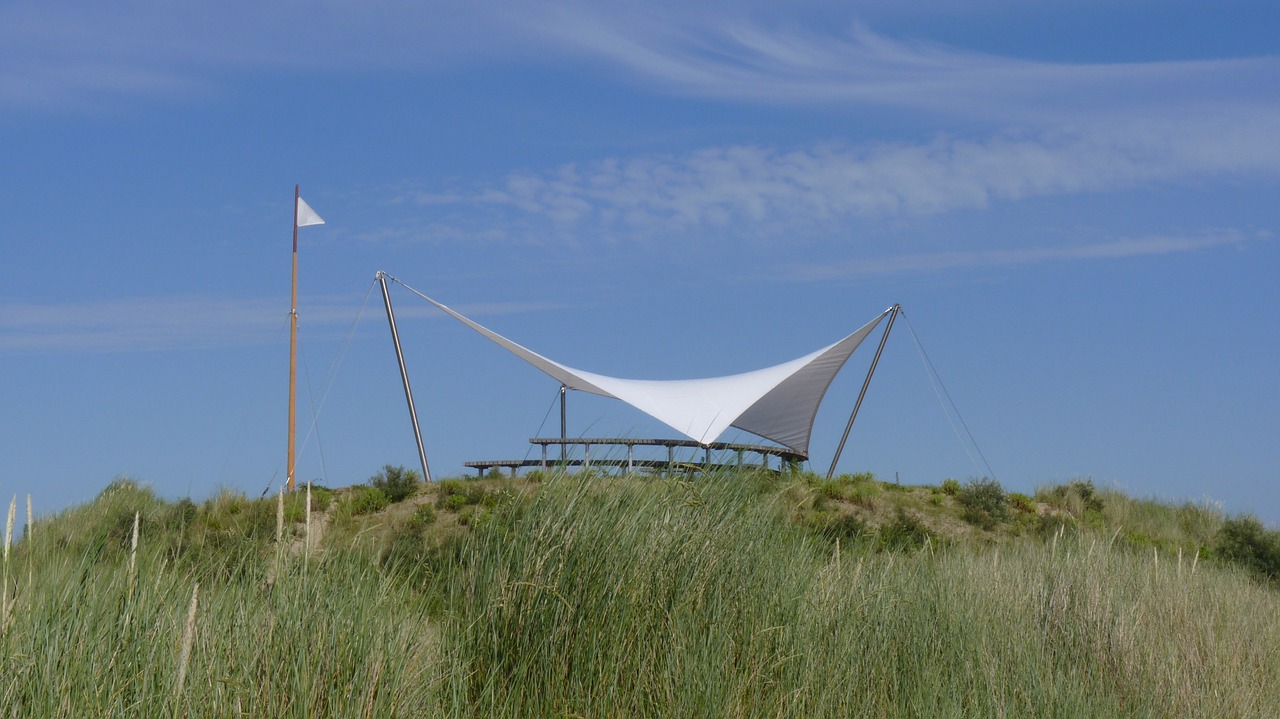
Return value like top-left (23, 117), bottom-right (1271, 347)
top-left (532, 13), bottom-right (1280, 120)
top-left (3, 0), bottom-right (1275, 122)
top-left (0, 294), bottom-right (562, 353)
top-left (0, 1), bottom-right (531, 111)
top-left (407, 116), bottom-right (1280, 246)
top-left (783, 232), bottom-right (1258, 281)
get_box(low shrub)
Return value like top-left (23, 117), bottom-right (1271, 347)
top-left (412, 503), bottom-right (437, 528)
top-left (369, 465), bottom-right (420, 503)
top-left (1037, 512), bottom-right (1076, 539)
top-left (345, 486), bottom-right (391, 516)
top-left (1008, 492), bottom-right (1035, 513)
top-left (1038, 479), bottom-right (1104, 518)
top-left (465, 484), bottom-right (488, 505)
top-left (957, 477), bottom-right (1008, 530)
top-left (435, 480), bottom-right (466, 507)
top-left (940, 478), bottom-right (962, 496)
top-left (457, 506), bottom-right (490, 527)
top-left (165, 498), bottom-right (199, 530)
top-left (312, 484), bottom-right (335, 511)
top-left (1215, 516), bottom-right (1280, 584)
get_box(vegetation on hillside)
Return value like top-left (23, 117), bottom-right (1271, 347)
top-left (1, 468), bottom-right (1278, 716)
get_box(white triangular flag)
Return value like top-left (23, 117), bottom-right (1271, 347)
top-left (296, 197), bottom-right (325, 227)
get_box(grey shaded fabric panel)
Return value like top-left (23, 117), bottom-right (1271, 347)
top-left (730, 310), bottom-right (888, 455)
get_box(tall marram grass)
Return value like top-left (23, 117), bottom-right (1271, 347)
top-left (2, 473), bottom-right (1279, 717)
top-left (437, 473), bottom-right (1280, 717)
top-left (0, 479), bottom-right (437, 718)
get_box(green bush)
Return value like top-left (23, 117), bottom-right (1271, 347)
top-left (957, 478), bottom-right (1008, 530)
top-left (443, 493), bottom-right (469, 512)
top-left (1008, 492), bottom-right (1035, 513)
top-left (1037, 512), bottom-right (1077, 539)
top-left (1215, 516), bottom-right (1280, 584)
top-left (368, 465), bottom-right (420, 504)
top-left (1039, 480), bottom-right (1104, 518)
top-left (280, 485), bottom-right (334, 523)
top-left (940, 478), bottom-right (962, 496)
top-left (309, 484), bottom-right (335, 511)
top-left (345, 486), bottom-right (391, 516)
top-left (1070, 480), bottom-right (1104, 513)
top-left (435, 479), bottom-right (466, 506)
top-left (465, 484), bottom-right (488, 505)
top-left (412, 503), bottom-right (437, 528)
top-left (165, 498), bottom-right (199, 530)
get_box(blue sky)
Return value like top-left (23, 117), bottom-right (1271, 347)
top-left (2, 0), bottom-right (1277, 525)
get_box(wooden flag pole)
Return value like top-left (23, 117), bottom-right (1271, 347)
top-left (286, 185), bottom-right (300, 491)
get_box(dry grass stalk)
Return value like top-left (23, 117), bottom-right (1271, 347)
top-left (3, 495), bottom-right (13, 562)
top-left (128, 511), bottom-right (140, 591)
top-left (3, 495), bottom-right (14, 626)
top-left (305, 482), bottom-right (312, 562)
top-left (276, 486), bottom-right (285, 545)
top-left (26, 495), bottom-right (33, 591)
top-left (176, 582), bottom-right (200, 699)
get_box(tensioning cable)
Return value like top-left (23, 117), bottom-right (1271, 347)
top-left (295, 278), bottom-right (379, 485)
top-left (515, 386), bottom-right (566, 463)
top-left (899, 309), bottom-right (998, 482)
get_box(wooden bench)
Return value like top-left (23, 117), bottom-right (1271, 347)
top-left (464, 437), bottom-right (805, 478)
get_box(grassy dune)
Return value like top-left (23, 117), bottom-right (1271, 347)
top-left (1, 471), bottom-right (1278, 717)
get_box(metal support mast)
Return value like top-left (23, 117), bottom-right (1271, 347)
top-left (559, 384), bottom-right (567, 461)
top-left (826, 304), bottom-right (900, 480)
top-left (378, 272), bottom-right (432, 483)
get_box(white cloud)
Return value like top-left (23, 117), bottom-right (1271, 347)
top-left (2, 0), bottom-right (1275, 122)
top-left (783, 232), bottom-right (1256, 281)
top-left (521, 9), bottom-right (1279, 120)
top-left (0, 294), bottom-right (562, 353)
top-left (409, 118), bottom-right (1280, 244)
top-left (0, 1), bottom-right (530, 110)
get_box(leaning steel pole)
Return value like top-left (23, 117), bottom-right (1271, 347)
top-left (826, 304), bottom-right (900, 480)
top-left (559, 384), bottom-right (567, 462)
top-left (378, 272), bottom-right (432, 483)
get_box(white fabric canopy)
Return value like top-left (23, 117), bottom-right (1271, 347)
top-left (418, 292), bottom-right (890, 457)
